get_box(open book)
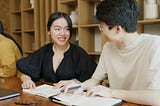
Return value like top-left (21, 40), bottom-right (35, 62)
top-left (50, 93), bottom-right (122, 106)
top-left (23, 84), bottom-right (122, 106)
top-left (23, 84), bottom-right (60, 98)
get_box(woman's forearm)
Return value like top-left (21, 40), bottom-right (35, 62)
top-left (17, 72), bottom-right (31, 82)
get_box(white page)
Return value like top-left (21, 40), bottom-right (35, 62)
top-left (23, 84), bottom-right (60, 98)
top-left (54, 93), bottom-right (122, 106)
top-left (78, 96), bottom-right (122, 106)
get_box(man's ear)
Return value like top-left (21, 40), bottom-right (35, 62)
top-left (116, 25), bottom-right (122, 33)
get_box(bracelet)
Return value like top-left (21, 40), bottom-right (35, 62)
top-left (72, 78), bottom-right (81, 84)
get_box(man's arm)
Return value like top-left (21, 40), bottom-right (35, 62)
top-left (111, 89), bottom-right (160, 105)
top-left (81, 77), bottom-right (101, 90)
top-left (83, 77), bottom-right (160, 105)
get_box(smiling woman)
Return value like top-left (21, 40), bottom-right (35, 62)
top-left (16, 12), bottom-right (97, 89)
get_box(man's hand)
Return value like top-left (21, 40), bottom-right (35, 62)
top-left (86, 85), bottom-right (112, 98)
top-left (54, 79), bottom-right (82, 93)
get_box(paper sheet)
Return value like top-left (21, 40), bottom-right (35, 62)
top-left (54, 93), bottom-right (122, 106)
top-left (23, 84), bottom-right (60, 98)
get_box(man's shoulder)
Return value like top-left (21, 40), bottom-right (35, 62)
top-left (141, 34), bottom-right (160, 43)
top-left (102, 42), bottom-right (112, 49)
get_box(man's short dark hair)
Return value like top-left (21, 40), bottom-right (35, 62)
top-left (96, 0), bottom-right (139, 32)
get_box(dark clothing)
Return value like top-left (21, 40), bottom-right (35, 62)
top-left (16, 43), bottom-right (97, 83)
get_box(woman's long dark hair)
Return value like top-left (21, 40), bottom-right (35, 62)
top-left (0, 20), bottom-right (23, 55)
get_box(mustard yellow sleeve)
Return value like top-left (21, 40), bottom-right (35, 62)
top-left (0, 39), bottom-right (22, 77)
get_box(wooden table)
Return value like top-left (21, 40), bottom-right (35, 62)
top-left (0, 77), bottom-right (140, 106)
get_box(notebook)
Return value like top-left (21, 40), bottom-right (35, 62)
top-left (49, 92), bottom-right (123, 106)
top-left (23, 84), bottom-right (81, 98)
top-left (23, 84), bottom-right (61, 98)
top-left (0, 88), bottom-right (20, 100)
top-left (23, 84), bottom-right (123, 106)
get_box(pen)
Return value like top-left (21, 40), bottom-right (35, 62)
top-left (49, 85), bottom-right (81, 105)
top-left (49, 85), bottom-right (81, 98)
top-left (60, 85), bottom-right (81, 93)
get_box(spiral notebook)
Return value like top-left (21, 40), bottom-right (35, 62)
top-left (0, 88), bottom-right (20, 100)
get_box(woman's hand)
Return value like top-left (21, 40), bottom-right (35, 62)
top-left (55, 79), bottom-right (82, 93)
top-left (20, 74), bottom-right (36, 89)
top-left (86, 85), bottom-right (112, 98)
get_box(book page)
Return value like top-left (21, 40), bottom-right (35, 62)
top-left (23, 84), bottom-right (122, 106)
top-left (53, 93), bottom-right (122, 106)
top-left (23, 84), bottom-right (60, 98)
